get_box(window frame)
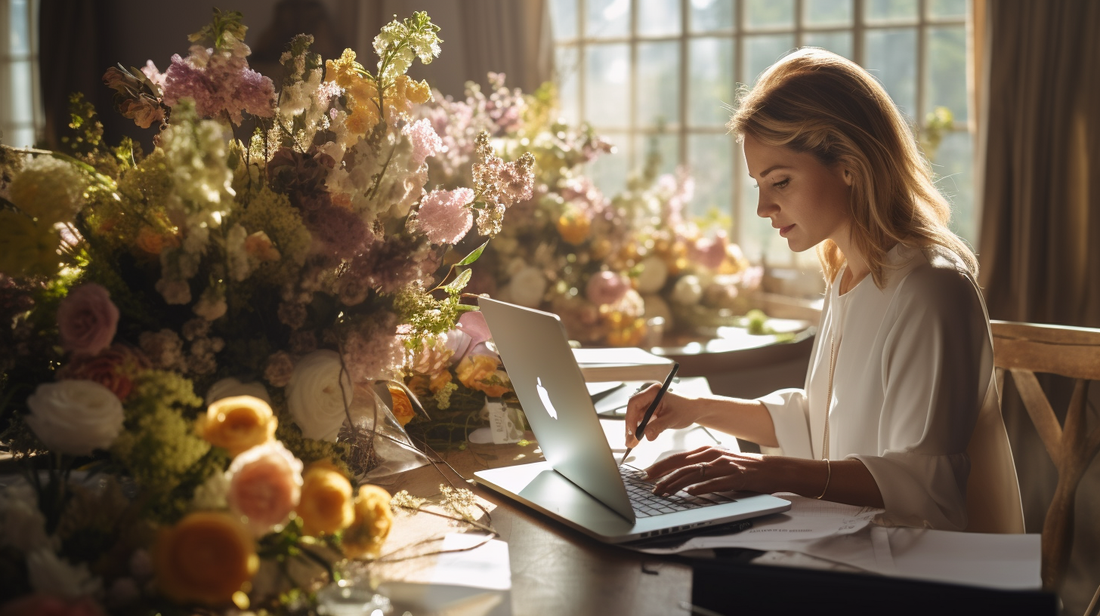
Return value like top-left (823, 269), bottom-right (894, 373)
top-left (551, 0), bottom-right (971, 269)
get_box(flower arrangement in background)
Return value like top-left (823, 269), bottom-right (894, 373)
top-left (621, 142), bottom-right (765, 334)
top-left (0, 10), bottom-right (530, 613)
top-left (425, 74), bottom-right (658, 347)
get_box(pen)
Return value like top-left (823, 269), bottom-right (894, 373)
top-left (619, 362), bottom-right (679, 466)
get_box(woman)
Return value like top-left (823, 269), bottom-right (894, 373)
top-left (625, 49), bottom-right (1024, 532)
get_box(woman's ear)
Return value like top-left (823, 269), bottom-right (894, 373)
top-left (842, 167), bottom-right (853, 186)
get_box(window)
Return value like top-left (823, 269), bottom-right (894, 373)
top-left (549, 0), bottom-right (972, 273)
top-left (1, 0), bottom-right (41, 148)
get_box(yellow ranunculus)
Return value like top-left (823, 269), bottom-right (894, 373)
top-left (556, 209), bottom-right (592, 245)
top-left (428, 370), bottom-right (452, 394)
top-left (198, 395), bottom-right (278, 458)
top-left (456, 355), bottom-right (512, 398)
top-left (154, 511), bottom-right (258, 607)
top-left (342, 484), bottom-right (394, 560)
top-left (296, 462), bottom-right (355, 536)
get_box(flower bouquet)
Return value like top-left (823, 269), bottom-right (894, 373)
top-left (425, 75), bottom-right (656, 347)
top-left (0, 9), bottom-right (531, 614)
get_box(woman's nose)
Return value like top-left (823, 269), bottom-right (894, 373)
top-left (756, 192), bottom-right (777, 218)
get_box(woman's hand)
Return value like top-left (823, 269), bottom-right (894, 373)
top-left (623, 384), bottom-right (701, 448)
top-left (645, 446), bottom-right (776, 496)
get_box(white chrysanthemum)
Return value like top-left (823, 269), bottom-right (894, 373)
top-left (504, 265), bottom-right (548, 308)
top-left (670, 275), bottom-right (703, 306)
top-left (27, 548), bottom-right (102, 599)
top-left (636, 255), bottom-right (669, 294)
top-left (0, 483), bottom-right (55, 553)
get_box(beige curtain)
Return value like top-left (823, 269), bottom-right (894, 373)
top-left (351, 0), bottom-right (553, 99)
top-left (975, 1), bottom-right (1100, 612)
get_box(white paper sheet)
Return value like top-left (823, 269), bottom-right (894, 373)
top-left (885, 526), bottom-right (1041, 589)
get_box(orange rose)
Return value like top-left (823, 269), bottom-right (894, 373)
top-left (556, 209), bottom-right (592, 245)
top-left (456, 355), bottom-right (512, 398)
top-left (387, 384), bottom-right (415, 427)
top-left (342, 484), bottom-right (394, 560)
top-left (154, 511), bottom-right (258, 607)
top-left (428, 370), bottom-right (453, 394)
top-left (198, 395), bottom-right (278, 458)
top-left (296, 462), bottom-right (355, 536)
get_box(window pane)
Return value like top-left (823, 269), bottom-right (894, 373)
top-left (10, 126), bottom-right (34, 148)
top-left (585, 44), bottom-right (631, 127)
top-left (744, 34), bottom-right (795, 85)
top-left (925, 26), bottom-right (968, 123)
top-left (803, 31), bottom-right (853, 59)
top-left (864, 0), bottom-right (919, 22)
top-left (804, 0), bottom-right (852, 26)
top-left (863, 28), bottom-right (917, 121)
top-left (933, 131), bottom-right (976, 244)
top-left (635, 133), bottom-right (680, 177)
top-left (10, 0), bottom-right (30, 55)
top-left (549, 0), bottom-right (578, 40)
top-left (745, 0), bottom-right (795, 29)
top-left (689, 0), bottom-right (734, 32)
top-left (639, 0), bottom-right (682, 36)
top-left (689, 37), bottom-right (735, 127)
top-left (638, 42), bottom-right (680, 128)
top-left (689, 134), bottom-right (733, 220)
top-left (588, 140), bottom-right (631, 196)
top-left (587, 0), bottom-right (631, 38)
top-left (555, 46), bottom-right (581, 124)
top-left (929, 0), bottom-right (968, 19)
top-left (11, 61), bottom-right (33, 124)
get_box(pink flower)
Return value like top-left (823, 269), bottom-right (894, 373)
top-left (690, 233), bottom-right (729, 270)
top-left (404, 118), bottom-right (443, 167)
top-left (56, 344), bottom-right (150, 401)
top-left (226, 441), bottom-right (303, 536)
top-left (417, 188), bottom-right (473, 245)
top-left (57, 284), bottom-right (119, 357)
top-left (586, 271), bottom-right (631, 306)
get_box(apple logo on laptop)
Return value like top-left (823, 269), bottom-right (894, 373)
top-left (535, 377), bottom-right (558, 419)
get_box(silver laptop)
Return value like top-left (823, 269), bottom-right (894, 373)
top-left (475, 297), bottom-right (791, 544)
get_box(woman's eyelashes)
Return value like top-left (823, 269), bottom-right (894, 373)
top-left (753, 178), bottom-right (791, 190)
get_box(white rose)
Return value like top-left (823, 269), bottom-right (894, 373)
top-left (25, 381), bottom-right (125, 456)
top-left (505, 265), bottom-right (547, 308)
top-left (205, 377), bottom-right (272, 406)
top-left (286, 350), bottom-right (353, 441)
top-left (670, 275), bottom-right (703, 306)
top-left (27, 547), bottom-right (102, 599)
top-left (0, 484), bottom-right (54, 553)
top-left (636, 255), bottom-right (669, 294)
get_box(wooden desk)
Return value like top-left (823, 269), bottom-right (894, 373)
top-left (361, 378), bottom-right (724, 616)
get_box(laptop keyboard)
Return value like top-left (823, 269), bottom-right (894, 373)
top-left (620, 464), bottom-right (734, 518)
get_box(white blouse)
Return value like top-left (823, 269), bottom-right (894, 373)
top-left (759, 244), bottom-right (1025, 532)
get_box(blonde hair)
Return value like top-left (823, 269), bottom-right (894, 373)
top-left (728, 48), bottom-right (976, 288)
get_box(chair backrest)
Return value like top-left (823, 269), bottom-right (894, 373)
top-left (990, 320), bottom-right (1100, 602)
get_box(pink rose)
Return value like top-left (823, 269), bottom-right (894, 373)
top-left (585, 271), bottom-right (631, 306)
top-left (456, 311), bottom-right (492, 349)
top-left (689, 233), bottom-right (729, 271)
top-left (57, 284), bottom-right (119, 357)
top-left (56, 344), bottom-right (149, 401)
top-left (226, 441), bottom-right (303, 536)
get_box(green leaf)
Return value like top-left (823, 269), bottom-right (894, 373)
top-left (456, 240), bottom-right (490, 266)
top-left (443, 268), bottom-right (472, 292)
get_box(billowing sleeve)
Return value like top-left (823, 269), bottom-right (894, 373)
top-left (852, 265), bottom-right (990, 530)
top-left (758, 388), bottom-right (815, 459)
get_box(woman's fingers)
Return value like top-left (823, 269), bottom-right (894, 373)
top-left (623, 383), bottom-right (661, 446)
top-left (647, 449), bottom-right (761, 496)
top-left (645, 446), bottom-right (722, 479)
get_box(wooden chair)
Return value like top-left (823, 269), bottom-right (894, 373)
top-left (990, 320), bottom-right (1100, 613)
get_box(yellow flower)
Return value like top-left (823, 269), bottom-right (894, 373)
top-left (297, 462), bottom-right (355, 536)
top-left (342, 484), bottom-right (394, 560)
top-left (557, 209), bottom-right (592, 245)
top-left (428, 370), bottom-right (452, 394)
top-left (0, 211), bottom-right (61, 277)
top-left (197, 395), bottom-right (278, 458)
top-left (154, 511), bottom-right (258, 607)
top-left (456, 355), bottom-right (512, 398)
top-left (387, 383), bottom-right (415, 427)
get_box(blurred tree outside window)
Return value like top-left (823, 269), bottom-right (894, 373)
top-left (549, 0), bottom-right (972, 287)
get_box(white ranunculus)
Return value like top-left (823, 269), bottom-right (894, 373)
top-left (205, 377), bottom-right (272, 406)
top-left (635, 255), bottom-right (669, 294)
top-left (0, 484), bottom-right (54, 553)
top-left (286, 350), bottom-right (353, 441)
top-left (27, 547), bottom-right (102, 598)
top-left (505, 265), bottom-right (547, 308)
top-left (25, 381), bottom-right (125, 456)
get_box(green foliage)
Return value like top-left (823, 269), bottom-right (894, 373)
top-left (188, 8), bottom-right (248, 49)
